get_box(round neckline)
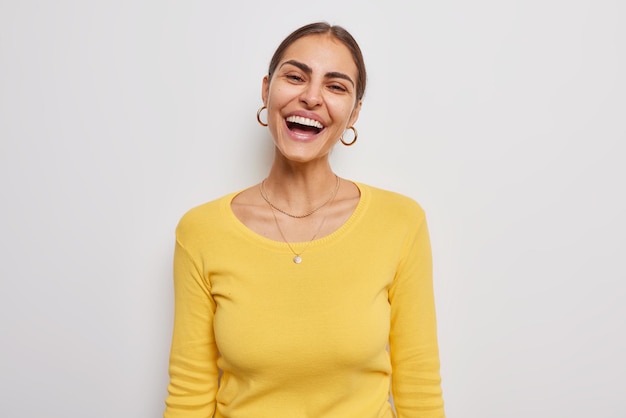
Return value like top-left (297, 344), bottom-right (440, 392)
top-left (223, 181), bottom-right (369, 251)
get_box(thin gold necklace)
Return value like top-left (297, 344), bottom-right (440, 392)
top-left (262, 179), bottom-right (340, 264)
top-left (260, 175), bottom-right (340, 218)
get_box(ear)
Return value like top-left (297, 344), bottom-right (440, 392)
top-left (262, 75), bottom-right (270, 105)
top-left (348, 100), bottom-right (362, 127)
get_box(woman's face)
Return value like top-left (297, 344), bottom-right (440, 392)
top-left (262, 34), bottom-right (362, 165)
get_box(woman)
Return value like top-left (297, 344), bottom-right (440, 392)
top-left (164, 22), bottom-right (445, 418)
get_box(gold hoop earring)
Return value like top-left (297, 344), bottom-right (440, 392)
top-left (256, 106), bottom-right (268, 127)
top-left (340, 126), bottom-right (358, 146)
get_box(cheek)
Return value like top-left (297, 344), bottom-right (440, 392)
top-left (330, 102), bottom-right (357, 125)
top-left (267, 88), bottom-right (291, 113)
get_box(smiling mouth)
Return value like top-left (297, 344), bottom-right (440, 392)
top-left (286, 115), bottom-right (324, 135)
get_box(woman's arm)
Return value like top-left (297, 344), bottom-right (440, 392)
top-left (164, 237), bottom-right (219, 418)
top-left (389, 211), bottom-right (446, 418)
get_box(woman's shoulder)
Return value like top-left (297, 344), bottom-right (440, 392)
top-left (175, 192), bottom-right (237, 239)
top-left (356, 182), bottom-right (426, 219)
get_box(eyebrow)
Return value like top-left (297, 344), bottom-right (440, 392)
top-left (279, 60), bottom-right (355, 87)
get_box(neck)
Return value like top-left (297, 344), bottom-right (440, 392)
top-left (263, 157), bottom-right (339, 214)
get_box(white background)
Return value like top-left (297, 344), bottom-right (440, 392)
top-left (1, 1), bottom-right (625, 417)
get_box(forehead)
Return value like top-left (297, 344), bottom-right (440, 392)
top-left (279, 34), bottom-right (358, 76)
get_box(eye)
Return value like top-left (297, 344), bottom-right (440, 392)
top-left (286, 74), bottom-right (304, 82)
top-left (328, 83), bottom-right (348, 93)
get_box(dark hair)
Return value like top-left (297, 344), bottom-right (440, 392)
top-left (267, 22), bottom-right (367, 102)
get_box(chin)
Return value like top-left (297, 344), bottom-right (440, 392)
top-left (276, 146), bottom-right (329, 165)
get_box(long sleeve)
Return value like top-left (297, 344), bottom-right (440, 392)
top-left (389, 212), bottom-right (445, 417)
top-left (164, 237), bottom-right (219, 418)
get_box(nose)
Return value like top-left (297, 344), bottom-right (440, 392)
top-left (299, 82), bottom-right (323, 108)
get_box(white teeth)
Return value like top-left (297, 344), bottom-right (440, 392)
top-left (286, 115), bottom-right (324, 129)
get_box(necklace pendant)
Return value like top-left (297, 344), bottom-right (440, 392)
top-left (293, 255), bottom-right (302, 264)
